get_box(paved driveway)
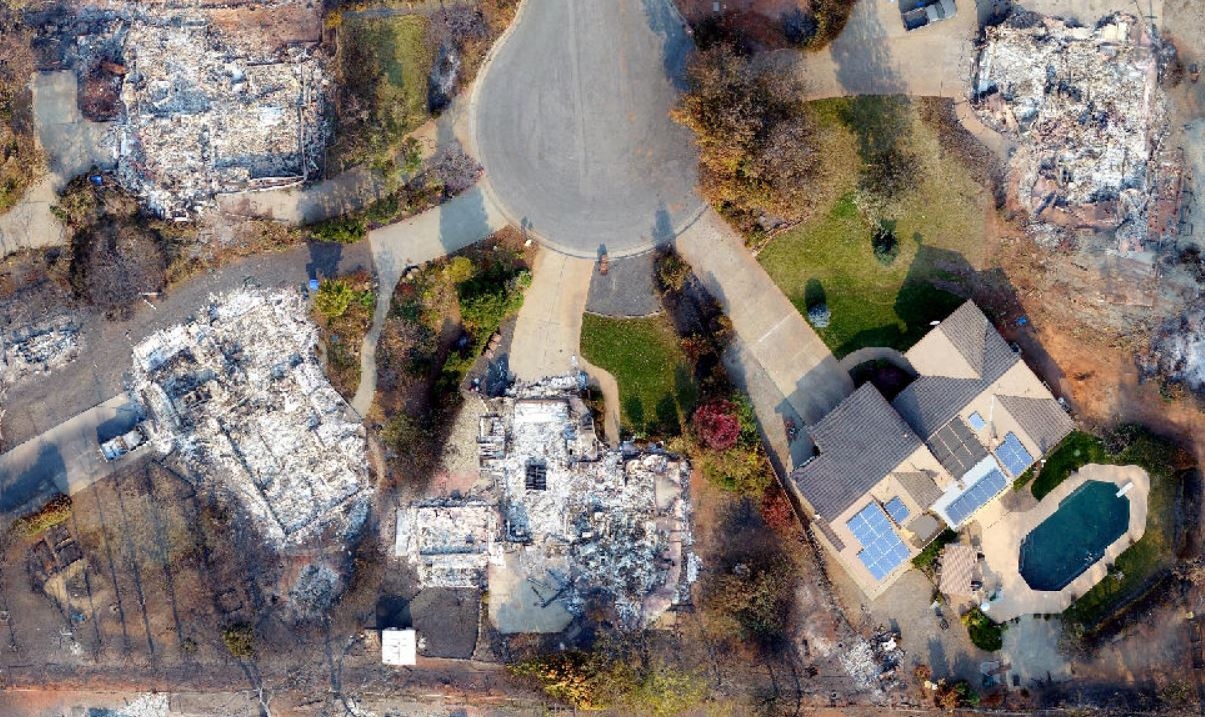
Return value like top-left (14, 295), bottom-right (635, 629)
top-left (676, 210), bottom-right (854, 469)
top-left (473, 0), bottom-right (704, 258)
top-left (0, 395), bottom-right (146, 521)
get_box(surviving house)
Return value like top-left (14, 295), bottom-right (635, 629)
top-left (789, 301), bottom-right (1073, 597)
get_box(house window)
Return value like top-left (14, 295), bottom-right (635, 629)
top-left (884, 496), bottom-right (909, 524)
top-left (967, 411), bottom-right (986, 431)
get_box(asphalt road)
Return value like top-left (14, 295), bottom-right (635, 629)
top-left (473, 0), bottom-right (705, 258)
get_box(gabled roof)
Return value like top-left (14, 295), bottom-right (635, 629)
top-left (996, 394), bottom-right (1074, 454)
top-left (790, 384), bottom-right (923, 521)
top-left (893, 302), bottom-right (1019, 438)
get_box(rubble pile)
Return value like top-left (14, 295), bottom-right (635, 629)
top-left (0, 315), bottom-right (80, 387)
top-left (1142, 300), bottom-right (1205, 392)
top-left (396, 375), bottom-right (696, 630)
top-left (114, 20), bottom-right (327, 218)
top-left (130, 289), bottom-right (371, 550)
top-left (395, 500), bottom-right (498, 588)
top-left (973, 12), bottom-right (1168, 249)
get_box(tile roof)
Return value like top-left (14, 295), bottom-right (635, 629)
top-left (996, 394), bottom-right (1074, 454)
top-left (892, 302), bottom-right (1019, 438)
top-left (790, 384), bottom-right (923, 521)
top-left (896, 471), bottom-right (944, 509)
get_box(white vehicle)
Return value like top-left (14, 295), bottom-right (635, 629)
top-left (100, 424), bottom-right (149, 461)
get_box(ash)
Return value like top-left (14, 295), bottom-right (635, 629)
top-left (129, 289), bottom-right (371, 550)
top-left (116, 21), bottom-right (326, 218)
top-left (1143, 299), bottom-right (1205, 392)
top-left (973, 12), bottom-right (1169, 250)
top-left (1, 315), bottom-right (80, 387)
top-left (396, 375), bottom-right (696, 631)
top-left (54, 4), bottom-right (329, 219)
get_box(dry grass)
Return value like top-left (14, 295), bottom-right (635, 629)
top-left (0, 17), bottom-right (43, 214)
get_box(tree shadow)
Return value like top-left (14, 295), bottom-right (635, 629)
top-left (639, 0), bottom-right (693, 92)
top-left (829, 0), bottom-right (906, 96)
top-left (94, 403), bottom-right (144, 444)
top-left (0, 443), bottom-right (67, 516)
top-left (804, 278), bottom-right (826, 309)
top-left (305, 240), bottom-right (343, 282)
top-left (651, 205), bottom-right (676, 248)
top-left (624, 394), bottom-right (645, 433)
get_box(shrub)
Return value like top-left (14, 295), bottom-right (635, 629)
top-left (692, 399), bottom-right (740, 450)
top-left (222, 623), bottom-right (254, 658)
top-left (759, 482), bottom-right (797, 531)
top-left (962, 606), bottom-right (1004, 651)
top-left (654, 250), bottom-right (691, 292)
top-left (697, 443), bottom-right (770, 495)
top-left (672, 44), bottom-right (821, 231)
top-left (310, 215), bottom-right (366, 244)
top-left (872, 224), bottom-right (899, 266)
top-left (911, 529), bottom-right (957, 573)
top-left (314, 279), bottom-right (354, 319)
top-left (12, 494), bottom-right (72, 537)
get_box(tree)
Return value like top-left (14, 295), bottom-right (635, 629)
top-left (693, 399), bottom-right (741, 451)
top-left (672, 44), bottom-right (821, 231)
top-left (807, 303), bottom-right (831, 328)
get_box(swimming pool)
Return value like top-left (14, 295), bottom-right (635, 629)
top-left (1018, 480), bottom-right (1130, 592)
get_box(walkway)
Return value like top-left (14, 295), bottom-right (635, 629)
top-left (472, 0), bottom-right (704, 257)
top-left (0, 71), bottom-right (114, 257)
top-left (351, 184), bottom-right (509, 414)
top-left (675, 209), bottom-right (854, 470)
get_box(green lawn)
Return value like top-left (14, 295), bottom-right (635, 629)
top-left (758, 97), bottom-right (989, 357)
top-left (332, 14), bottom-right (433, 170)
top-left (580, 314), bottom-right (697, 437)
top-left (1023, 431), bottom-right (1109, 499)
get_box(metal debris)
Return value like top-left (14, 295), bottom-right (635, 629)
top-left (396, 374), bottom-right (696, 631)
top-left (129, 289), bottom-right (371, 550)
top-left (973, 12), bottom-right (1170, 251)
top-left (113, 20), bottom-right (327, 218)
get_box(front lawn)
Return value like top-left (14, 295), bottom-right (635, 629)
top-left (758, 97), bottom-right (988, 357)
top-left (580, 313), bottom-right (697, 437)
top-left (329, 14), bottom-right (434, 171)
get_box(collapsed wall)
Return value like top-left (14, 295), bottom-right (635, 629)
top-left (113, 20), bottom-right (327, 218)
top-left (130, 289), bottom-right (371, 550)
top-left (396, 375), bottom-right (697, 631)
top-left (972, 12), bottom-right (1168, 250)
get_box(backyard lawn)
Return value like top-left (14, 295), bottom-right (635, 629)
top-left (1038, 428), bottom-right (1190, 630)
top-left (758, 97), bottom-right (989, 358)
top-left (580, 313), bottom-right (697, 437)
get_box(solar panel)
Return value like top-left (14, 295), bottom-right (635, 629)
top-left (994, 432), bottom-right (1034, 477)
top-left (945, 468), bottom-right (1008, 525)
top-left (929, 418), bottom-right (989, 477)
top-left (884, 496), bottom-right (909, 524)
top-left (848, 503), bottom-right (910, 581)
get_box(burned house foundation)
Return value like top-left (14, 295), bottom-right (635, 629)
top-left (394, 375), bottom-right (696, 634)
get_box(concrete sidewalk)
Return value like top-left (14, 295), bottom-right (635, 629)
top-left (675, 209), bottom-right (854, 470)
top-left (0, 394), bottom-right (144, 520)
top-left (352, 184), bottom-right (509, 415)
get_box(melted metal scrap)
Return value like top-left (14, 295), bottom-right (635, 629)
top-left (129, 289), bottom-right (371, 550)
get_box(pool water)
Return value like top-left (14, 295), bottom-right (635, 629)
top-left (1019, 480), bottom-right (1130, 592)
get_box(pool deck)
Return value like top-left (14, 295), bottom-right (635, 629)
top-left (976, 464), bottom-right (1150, 621)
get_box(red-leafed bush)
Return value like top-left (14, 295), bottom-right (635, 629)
top-left (760, 483), bottom-right (796, 532)
top-left (693, 400), bottom-right (740, 451)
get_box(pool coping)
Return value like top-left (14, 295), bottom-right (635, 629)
top-left (976, 463), bottom-right (1150, 622)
